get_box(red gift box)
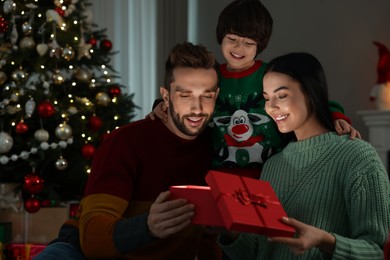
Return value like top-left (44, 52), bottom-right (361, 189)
top-left (170, 170), bottom-right (295, 237)
top-left (5, 243), bottom-right (46, 260)
top-left (169, 185), bottom-right (223, 227)
top-left (206, 170), bottom-right (295, 237)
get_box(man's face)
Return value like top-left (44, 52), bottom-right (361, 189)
top-left (161, 67), bottom-right (219, 140)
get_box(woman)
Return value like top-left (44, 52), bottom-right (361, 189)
top-left (219, 52), bottom-right (390, 259)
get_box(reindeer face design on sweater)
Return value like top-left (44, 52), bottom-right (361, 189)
top-left (213, 94), bottom-right (271, 167)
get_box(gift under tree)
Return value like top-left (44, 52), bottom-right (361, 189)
top-left (0, 0), bottom-right (137, 213)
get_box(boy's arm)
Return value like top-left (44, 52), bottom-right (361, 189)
top-left (329, 100), bottom-right (361, 139)
top-left (329, 100), bottom-right (351, 124)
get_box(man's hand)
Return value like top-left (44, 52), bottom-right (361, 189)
top-left (147, 191), bottom-right (194, 239)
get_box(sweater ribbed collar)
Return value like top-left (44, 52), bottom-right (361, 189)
top-left (283, 132), bottom-right (339, 154)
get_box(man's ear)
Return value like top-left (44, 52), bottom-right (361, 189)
top-left (160, 87), bottom-right (169, 106)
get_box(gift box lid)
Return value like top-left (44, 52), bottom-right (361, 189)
top-left (205, 170), bottom-right (295, 237)
top-left (169, 185), bottom-right (224, 227)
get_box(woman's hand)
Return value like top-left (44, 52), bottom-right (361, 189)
top-left (268, 217), bottom-right (336, 256)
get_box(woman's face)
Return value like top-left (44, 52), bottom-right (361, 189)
top-left (263, 71), bottom-right (321, 140)
top-left (221, 34), bottom-right (257, 72)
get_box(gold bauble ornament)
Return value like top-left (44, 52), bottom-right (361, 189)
top-left (0, 132), bottom-right (14, 153)
top-left (55, 156), bottom-right (68, 170)
top-left (34, 129), bottom-right (49, 142)
top-left (62, 46), bottom-right (75, 61)
top-left (55, 123), bottom-right (73, 140)
top-left (52, 70), bottom-right (65, 85)
top-left (74, 68), bottom-right (91, 83)
top-left (95, 92), bottom-right (110, 106)
top-left (19, 36), bottom-right (36, 49)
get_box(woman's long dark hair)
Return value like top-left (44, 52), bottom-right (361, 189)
top-left (265, 52), bottom-right (335, 141)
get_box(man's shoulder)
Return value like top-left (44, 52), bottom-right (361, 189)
top-left (103, 118), bottom-right (163, 142)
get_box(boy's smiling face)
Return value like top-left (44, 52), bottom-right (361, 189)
top-left (221, 34), bottom-right (257, 72)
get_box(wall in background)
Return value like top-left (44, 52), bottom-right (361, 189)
top-left (92, 0), bottom-right (390, 138)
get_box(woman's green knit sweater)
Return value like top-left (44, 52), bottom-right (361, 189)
top-left (221, 132), bottom-right (390, 259)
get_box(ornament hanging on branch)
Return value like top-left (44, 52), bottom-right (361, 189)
top-left (108, 85), bottom-right (122, 98)
top-left (3, 0), bottom-right (15, 14)
top-left (95, 92), bottom-right (110, 106)
top-left (55, 123), bottom-right (73, 140)
top-left (34, 128), bottom-right (49, 142)
top-left (87, 37), bottom-right (97, 47)
top-left (81, 143), bottom-right (96, 160)
top-left (0, 132), bottom-right (13, 153)
top-left (25, 98), bottom-right (36, 117)
top-left (100, 39), bottom-right (112, 52)
top-left (23, 174), bottom-right (44, 194)
top-left (55, 156), bottom-right (68, 170)
top-left (88, 115), bottom-right (103, 132)
top-left (15, 120), bottom-right (29, 134)
top-left (36, 43), bottom-right (49, 56)
top-left (37, 100), bottom-right (55, 118)
top-left (24, 196), bottom-right (40, 213)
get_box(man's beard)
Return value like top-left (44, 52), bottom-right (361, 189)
top-left (169, 99), bottom-right (211, 137)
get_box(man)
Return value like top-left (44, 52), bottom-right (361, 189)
top-left (34, 42), bottom-right (221, 260)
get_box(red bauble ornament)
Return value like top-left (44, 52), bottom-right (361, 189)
top-left (24, 174), bottom-right (45, 194)
top-left (81, 143), bottom-right (96, 160)
top-left (37, 100), bottom-right (55, 118)
top-left (100, 39), bottom-right (112, 52)
top-left (55, 7), bottom-right (65, 17)
top-left (88, 37), bottom-right (97, 47)
top-left (88, 115), bottom-right (103, 132)
top-left (0, 17), bottom-right (8, 33)
top-left (24, 197), bottom-right (41, 213)
top-left (15, 121), bottom-right (29, 134)
top-left (108, 85), bottom-right (122, 98)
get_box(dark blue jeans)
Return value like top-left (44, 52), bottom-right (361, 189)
top-left (33, 224), bottom-right (85, 260)
top-left (33, 242), bottom-right (86, 260)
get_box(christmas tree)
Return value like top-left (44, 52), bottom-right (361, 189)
top-left (0, 0), bottom-right (137, 213)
